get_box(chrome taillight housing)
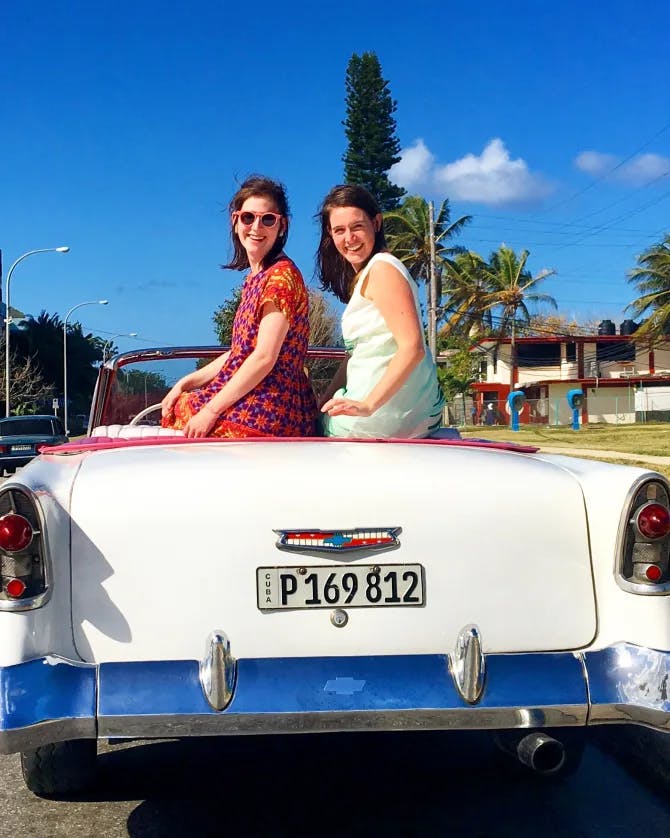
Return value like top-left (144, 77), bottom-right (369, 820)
top-left (617, 478), bottom-right (670, 594)
top-left (0, 487), bottom-right (50, 610)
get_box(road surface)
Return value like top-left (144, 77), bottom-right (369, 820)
top-left (0, 732), bottom-right (668, 836)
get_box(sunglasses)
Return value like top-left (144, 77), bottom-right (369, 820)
top-left (234, 210), bottom-right (282, 229)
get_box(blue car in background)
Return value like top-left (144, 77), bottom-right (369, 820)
top-left (0, 415), bottom-right (68, 474)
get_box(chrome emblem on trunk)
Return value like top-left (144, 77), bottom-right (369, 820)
top-left (274, 528), bottom-right (401, 553)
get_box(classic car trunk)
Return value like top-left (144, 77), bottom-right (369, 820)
top-left (69, 440), bottom-right (597, 663)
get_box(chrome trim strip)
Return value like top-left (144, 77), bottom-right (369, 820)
top-left (99, 705), bottom-right (587, 738)
top-left (0, 718), bottom-right (95, 755)
top-left (585, 644), bottom-right (670, 730)
top-left (449, 624), bottom-right (486, 704)
top-left (4, 642), bottom-right (669, 755)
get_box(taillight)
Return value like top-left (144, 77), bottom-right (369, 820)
top-left (5, 578), bottom-right (26, 598)
top-left (645, 565), bottom-right (663, 582)
top-left (0, 513), bottom-right (33, 551)
top-left (618, 479), bottom-right (670, 594)
top-left (634, 503), bottom-right (670, 539)
top-left (0, 488), bottom-right (49, 610)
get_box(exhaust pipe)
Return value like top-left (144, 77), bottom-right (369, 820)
top-left (516, 732), bottom-right (566, 775)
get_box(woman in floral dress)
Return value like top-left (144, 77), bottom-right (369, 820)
top-left (161, 175), bottom-right (316, 438)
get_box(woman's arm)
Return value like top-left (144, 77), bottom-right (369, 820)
top-left (321, 261), bottom-right (425, 418)
top-left (161, 351), bottom-right (230, 416)
top-left (183, 302), bottom-right (289, 437)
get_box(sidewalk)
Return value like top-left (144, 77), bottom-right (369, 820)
top-left (537, 446), bottom-right (670, 466)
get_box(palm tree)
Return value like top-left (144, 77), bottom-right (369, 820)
top-left (384, 195), bottom-right (472, 289)
top-left (16, 311), bottom-right (104, 411)
top-left (626, 233), bottom-right (670, 342)
top-left (439, 251), bottom-right (493, 339)
top-left (484, 245), bottom-right (557, 390)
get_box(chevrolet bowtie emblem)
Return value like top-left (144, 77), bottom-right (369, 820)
top-left (273, 528), bottom-right (401, 554)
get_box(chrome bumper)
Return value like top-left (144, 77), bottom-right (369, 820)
top-left (1, 643), bottom-right (668, 754)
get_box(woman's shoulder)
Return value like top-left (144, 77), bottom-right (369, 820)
top-left (366, 251), bottom-right (412, 283)
top-left (265, 255), bottom-right (305, 283)
top-left (260, 255), bottom-right (309, 311)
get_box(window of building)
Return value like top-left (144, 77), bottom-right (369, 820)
top-left (596, 341), bottom-right (635, 362)
top-left (517, 343), bottom-right (561, 367)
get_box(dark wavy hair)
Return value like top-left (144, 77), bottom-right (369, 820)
top-left (315, 184), bottom-right (387, 303)
top-left (222, 175), bottom-right (290, 271)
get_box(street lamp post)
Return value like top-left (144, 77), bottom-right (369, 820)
top-left (102, 331), bottom-right (138, 363)
top-left (4, 247), bottom-right (70, 416)
top-left (63, 299), bottom-right (108, 435)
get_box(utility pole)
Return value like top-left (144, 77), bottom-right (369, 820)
top-left (428, 201), bottom-right (437, 361)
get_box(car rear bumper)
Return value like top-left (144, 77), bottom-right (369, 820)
top-left (1, 644), bottom-right (668, 754)
top-left (0, 454), bottom-right (34, 470)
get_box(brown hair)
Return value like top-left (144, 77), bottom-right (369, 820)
top-left (222, 175), bottom-right (290, 271)
top-left (315, 184), bottom-right (387, 303)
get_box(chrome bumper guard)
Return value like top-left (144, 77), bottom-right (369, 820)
top-left (1, 643), bottom-right (668, 754)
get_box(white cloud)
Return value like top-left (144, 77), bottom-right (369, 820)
top-left (388, 138), bottom-right (434, 187)
top-left (574, 150), bottom-right (618, 177)
top-left (390, 138), bottom-right (551, 206)
top-left (575, 150), bottom-right (670, 185)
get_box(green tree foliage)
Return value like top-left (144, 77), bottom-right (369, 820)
top-left (480, 246), bottom-right (557, 390)
top-left (626, 233), bottom-right (670, 343)
top-left (342, 52), bottom-right (405, 211)
top-left (440, 246), bottom-right (556, 341)
top-left (212, 287), bottom-right (242, 345)
top-left (385, 196), bottom-right (471, 326)
top-left (440, 251), bottom-right (493, 339)
top-left (119, 369), bottom-right (168, 395)
top-left (485, 246), bottom-right (557, 337)
top-left (436, 335), bottom-right (480, 399)
top-left (213, 287), bottom-right (341, 347)
top-left (0, 334), bottom-right (53, 414)
top-left (11, 311), bottom-right (105, 415)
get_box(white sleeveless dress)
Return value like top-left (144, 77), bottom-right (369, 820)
top-left (322, 252), bottom-right (444, 439)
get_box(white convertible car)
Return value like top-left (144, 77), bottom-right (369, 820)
top-left (0, 347), bottom-right (668, 795)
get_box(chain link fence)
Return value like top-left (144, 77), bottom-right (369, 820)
top-left (445, 394), bottom-right (670, 427)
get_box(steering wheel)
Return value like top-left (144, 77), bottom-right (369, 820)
top-left (129, 403), bottom-right (164, 426)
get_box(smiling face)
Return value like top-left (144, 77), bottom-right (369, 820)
top-left (328, 206), bottom-right (381, 271)
top-left (234, 195), bottom-right (286, 271)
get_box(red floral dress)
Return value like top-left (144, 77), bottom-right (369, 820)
top-left (163, 256), bottom-right (316, 437)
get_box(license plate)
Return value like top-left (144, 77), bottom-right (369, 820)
top-left (257, 564), bottom-right (424, 610)
top-left (10, 444), bottom-right (32, 452)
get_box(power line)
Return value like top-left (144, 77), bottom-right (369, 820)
top-left (535, 120), bottom-right (670, 215)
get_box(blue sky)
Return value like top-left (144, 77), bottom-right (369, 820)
top-left (2, 0), bottom-right (669, 353)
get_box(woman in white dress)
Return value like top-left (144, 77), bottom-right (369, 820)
top-left (316, 184), bottom-right (444, 438)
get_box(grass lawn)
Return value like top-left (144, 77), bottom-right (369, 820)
top-left (459, 423), bottom-right (670, 481)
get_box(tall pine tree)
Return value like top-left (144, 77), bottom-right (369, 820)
top-left (342, 52), bottom-right (406, 211)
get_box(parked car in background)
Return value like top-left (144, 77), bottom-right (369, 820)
top-left (0, 415), bottom-right (68, 474)
top-left (0, 347), bottom-right (668, 797)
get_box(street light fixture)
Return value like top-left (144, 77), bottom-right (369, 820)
top-left (102, 332), bottom-right (138, 363)
top-left (4, 247), bottom-right (70, 417)
top-left (63, 299), bottom-right (108, 435)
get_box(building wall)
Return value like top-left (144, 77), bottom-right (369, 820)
top-left (653, 346), bottom-right (670, 373)
top-left (584, 386), bottom-right (636, 424)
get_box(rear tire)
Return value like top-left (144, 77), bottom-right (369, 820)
top-left (20, 739), bottom-right (97, 796)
